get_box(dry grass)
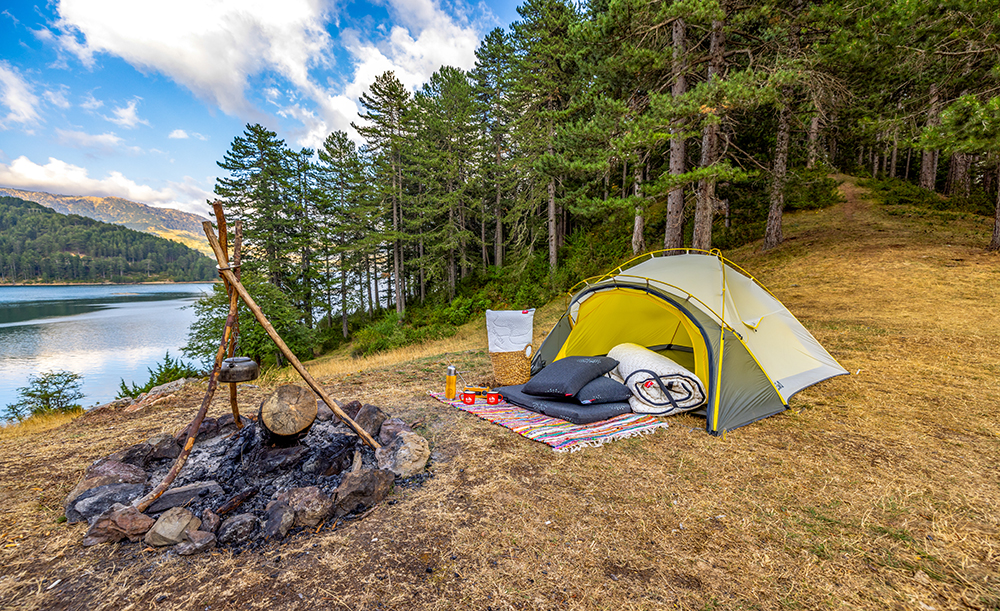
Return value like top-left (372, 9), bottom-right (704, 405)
top-left (1, 174), bottom-right (998, 610)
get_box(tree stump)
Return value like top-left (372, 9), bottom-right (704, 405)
top-left (259, 385), bottom-right (317, 447)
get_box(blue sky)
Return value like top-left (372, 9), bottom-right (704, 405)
top-left (0, 0), bottom-right (520, 217)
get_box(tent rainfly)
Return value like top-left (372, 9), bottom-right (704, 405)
top-left (532, 249), bottom-right (848, 435)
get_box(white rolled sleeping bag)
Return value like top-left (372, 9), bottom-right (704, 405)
top-left (607, 343), bottom-right (707, 416)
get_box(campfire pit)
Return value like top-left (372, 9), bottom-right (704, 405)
top-left (64, 394), bottom-right (430, 554)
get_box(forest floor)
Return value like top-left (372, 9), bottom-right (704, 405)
top-left (1, 175), bottom-right (998, 611)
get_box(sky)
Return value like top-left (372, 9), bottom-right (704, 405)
top-left (0, 0), bottom-right (520, 218)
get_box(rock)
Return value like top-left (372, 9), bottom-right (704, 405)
top-left (218, 513), bottom-right (259, 546)
top-left (174, 417), bottom-right (219, 443)
top-left (377, 417), bottom-right (413, 445)
top-left (82, 503), bottom-right (155, 546)
top-left (316, 400), bottom-right (334, 422)
top-left (334, 468), bottom-right (394, 517)
top-left (69, 484), bottom-right (145, 524)
top-left (108, 443), bottom-right (154, 468)
top-left (144, 507), bottom-right (201, 547)
top-left (276, 486), bottom-right (334, 527)
top-left (147, 433), bottom-right (181, 460)
top-left (301, 436), bottom-right (355, 476)
top-left (376, 431), bottom-right (430, 478)
top-left (353, 404), bottom-right (387, 440)
top-left (263, 501), bottom-right (296, 540)
top-left (176, 529), bottom-right (216, 555)
top-left (147, 481), bottom-right (224, 514)
top-left (64, 460), bottom-right (148, 523)
top-left (258, 446), bottom-right (309, 473)
top-left (200, 509), bottom-right (221, 533)
top-left (341, 400), bottom-right (363, 419)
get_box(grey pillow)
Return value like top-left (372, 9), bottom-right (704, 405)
top-left (574, 376), bottom-right (632, 404)
top-left (523, 356), bottom-right (618, 398)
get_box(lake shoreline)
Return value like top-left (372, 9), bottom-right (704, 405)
top-left (0, 280), bottom-right (221, 287)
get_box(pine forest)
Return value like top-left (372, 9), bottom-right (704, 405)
top-left (208, 0), bottom-right (1000, 359)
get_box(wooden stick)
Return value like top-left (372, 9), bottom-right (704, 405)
top-left (201, 221), bottom-right (381, 450)
top-left (213, 206), bottom-right (243, 429)
top-left (133, 291), bottom-right (238, 512)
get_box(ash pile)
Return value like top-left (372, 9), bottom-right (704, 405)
top-left (64, 389), bottom-right (431, 555)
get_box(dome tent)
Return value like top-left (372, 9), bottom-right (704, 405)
top-left (531, 249), bottom-right (848, 435)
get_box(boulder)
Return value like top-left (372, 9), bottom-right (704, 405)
top-left (147, 433), bottom-right (181, 460)
top-left (64, 459), bottom-right (147, 521)
top-left (341, 400), bottom-right (363, 419)
top-left (353, 404), bottom-right (387, 440)
top-left (69, 483), bottom-right (145, 524)
top-left (174, 417), bottom-right (219, 444)
top-left (144, 507), bottom-right (201, 547)
top-left (263, 501), bottom-right (296, 540)
top-left (376, 431), bottom-right (430, 478)
top-left (200, 509), bottom-right (221, 534)
top-left (275, 486), bottom-right (334, 527)
top-left (218, 513), bottom-right (259, 546)
top-left (147, 481), bottom-right (223, 514)
top-left (176, 529), bottom-right (216, 555)
top-left (316, 400), bottom-right (335, 422)
top-left (82, 503), bottom-right (155, 546)
top-left (107, 443), bottom-right (153, 468)
top-left (377, 417), bottom-right (413, 446)
top-left (334, 468), bottom-right (394, 517)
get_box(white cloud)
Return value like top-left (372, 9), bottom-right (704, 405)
top-left (44, 86), bottom-right (71, 109)
top-left (168, 129), bottom-right (188, 139)
top-left (0, 60), bottom-right (42, 129)
top-left (47, 0), bottom-right (484, 149)
top-left (105, 97), bottom-right (148, 128)
top-left (51, 0), bottom-right (335, 118)
top-left (80, 91), bottom-right (103, 110)
top-left (55, 128), bottom-right (141, 154)
top-left (0, 155), bottom-right (210, 216)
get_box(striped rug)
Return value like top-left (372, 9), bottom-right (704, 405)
top-left (429, 392), bottom-right (669, 453)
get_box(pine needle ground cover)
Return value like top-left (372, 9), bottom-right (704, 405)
top-left (0, 176), bottom-right (997, 610)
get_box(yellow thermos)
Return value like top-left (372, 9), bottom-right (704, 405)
top-left (445, 365), bottom-right (458, 400)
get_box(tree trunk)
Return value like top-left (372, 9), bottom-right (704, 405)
top-left (889, 130), bottom-right (898, 178)
top-left (991, 181), bottom-right (1000, 251)
top-left (632, 157), bottom-right (646, 254)
top-left (664, 18), bottom-right (688, 250)
top-left (905, 147), bottom-right (912, 180)
top-left (763, 94), bottom-right (791, 251)
top-left (920, 84), bottom-right (941, 190)
top-left (806, 115), bottom-right (820, 169)
top-left (693, 13), bottom-right (724, 251)
top-left (494, 153), bottom-right (503, 268)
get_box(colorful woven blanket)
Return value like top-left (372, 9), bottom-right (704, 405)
top-left (429, 392), bottom-right (669, 453)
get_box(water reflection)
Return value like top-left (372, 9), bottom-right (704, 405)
top-left (0, 284), bottom-right (214, 409)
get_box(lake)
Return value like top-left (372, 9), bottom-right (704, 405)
top-left (0, 283), bottom-right (216, 411)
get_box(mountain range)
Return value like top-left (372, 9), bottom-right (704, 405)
top-left (0, 187), bottom-right (213, 256)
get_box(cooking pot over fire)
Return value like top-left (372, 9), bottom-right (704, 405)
top-left (219, 356), bottom-right (259, 383)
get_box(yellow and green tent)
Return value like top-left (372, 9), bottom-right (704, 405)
top-left (532, 250), bottom-right (848, 435)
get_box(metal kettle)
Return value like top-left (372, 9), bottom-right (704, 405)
top-left (219, 356), bottom-right (259, 383)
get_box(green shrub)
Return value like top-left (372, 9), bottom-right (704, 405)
top-left (352, 312), bottom-right (458, 357)
top-left (860, 177), bottom-right (940, 208)
top-left (785, 167), bottom-right (845, 211)
top-left (4, 371), bottom-right (84, 422)
top-left (117, 351), bottom-right (202, 399)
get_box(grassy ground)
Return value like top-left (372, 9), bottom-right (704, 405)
top-left (1, 175), bottom-right (998, 611)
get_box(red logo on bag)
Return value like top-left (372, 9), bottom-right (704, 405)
top-left (644, 381), bottom-right (654, 389)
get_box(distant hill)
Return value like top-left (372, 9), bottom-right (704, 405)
top-left (0, 187), bottom-right (213, 255)
top-left (0, 195), bottom-right (217, 284)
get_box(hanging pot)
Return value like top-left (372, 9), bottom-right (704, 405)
top-left (219, 356), bottom-right (259, 383)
